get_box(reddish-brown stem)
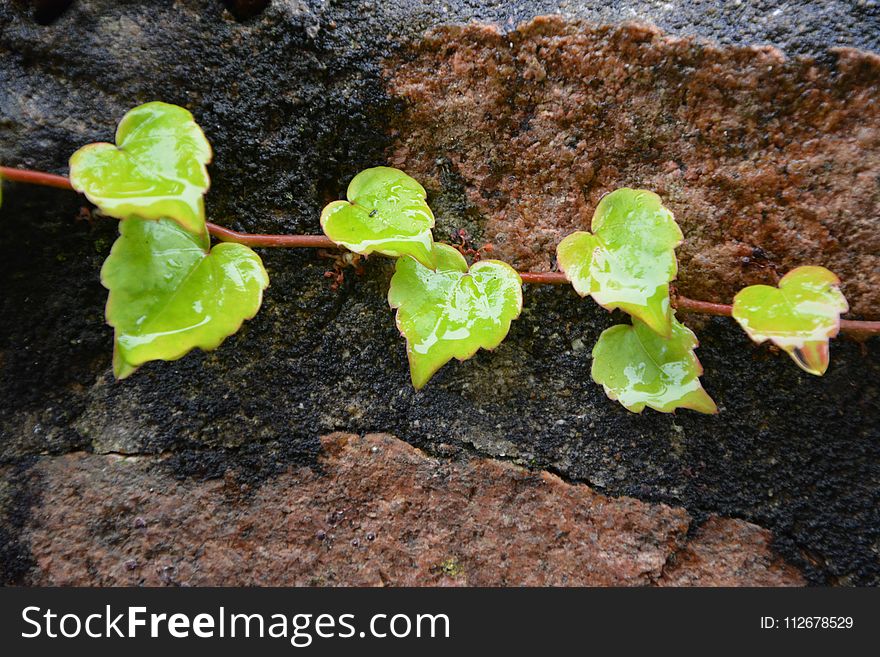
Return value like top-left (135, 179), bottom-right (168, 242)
top-left (208, 223), bottom-right (336, 248)
top-left (3, 166), bottom-right (879, 336)
top-left (517, 275), bottom-right (737, 318)
top-left (0, 166), bottom-right (74, 190)
top-left (840, 319), bottom-right (880, 335)
top-left (672, 296), bottom-right (733, 317)
top-left (0, 166), bottom-right (337, 248)
top-left (519, 271), bottom-right (568, 285)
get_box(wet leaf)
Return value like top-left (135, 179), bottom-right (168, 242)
top-left (102, 217), bottom-right (269, 379)
top-left (591, 314), bottom-right (717, 414)
top-left (321, 167), bottom-right (436, 268)
top-left (557, 189), bottom-right (683, 336)
top-left (732, 266), bottom-right (848, 375)
top-left (69, 102), bottom-right (212, 236)
top-left (388, 243), bottom-right (523, 389)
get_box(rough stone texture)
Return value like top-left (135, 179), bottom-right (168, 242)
top-left (389, 18), bottom-right (880, 317)
top-left (659, 515), bottom-right (804, 586)
top-left (0, 460), bottom-right (37, 584)
top-left (17, 433), bottom-right (802, 586)
top-left (0, 1), bottom-right (878, 587)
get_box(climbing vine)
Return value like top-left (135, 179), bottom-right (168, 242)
top-left (1, 102), bottom-right (876, 414)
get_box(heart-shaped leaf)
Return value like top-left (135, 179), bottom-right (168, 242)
top-left (321, 167), bottom-right (437, 269)
top-left (591, 314), bottom-right (717, 414)
top-left (388, 243), bottom-right (523, 389)
top-left (102, 217), bottom-right (269, 379)
top-left (732, 266), bottom-right (848, 375)
top-left (69, 102), bottom-right (212, 236)
top-left (557, 189), bottom-right (683, 336)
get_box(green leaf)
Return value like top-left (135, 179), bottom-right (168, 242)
top-left (557, 189), bottom-right (683, 336)
top-left (732, 266), bottom-right (848, 376)
top-left (102, 217), bottom-right (269, 378)
top-left (69, 102), bottom-right (212, 236)
top-left (321, 167), bottom-right (437, 269)
top-left (591, 314), bottom-right (717, 414)
top-left (388, 243), bottom-right (523, 389)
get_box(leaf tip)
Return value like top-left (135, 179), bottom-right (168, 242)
top-left (688, 390), bottom-right (719, 415)
top-left (791, 342), bottom-right (830, 376)
top-left (112, 344), bottom-right (138, 380)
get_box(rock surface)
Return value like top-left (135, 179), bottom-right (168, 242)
top-left (17, 433), bottom-right (803, 586)
top-left (659, 515), bottom-right (804, 587)
top-left (0, 1), bottom-right (878, 586)
top-left (389, 18), bottom-right (880, 316)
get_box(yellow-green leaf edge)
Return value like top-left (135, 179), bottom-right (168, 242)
top-left (557, 188), bottom-right (683, 337)
top-left (103, 218), bottom-right (269, 378)
top-left (591, 314), bottom-right (718, 414)
top-left (69, 101), bottom-right (212, 236)
top-left (321, 166), bottom-right (437, 269)
top-left (732, 266), bottom-right (848, 375)
top-left (388, 244), bottom-right (523, 389)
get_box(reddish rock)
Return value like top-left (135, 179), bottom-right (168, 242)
top-left (386, 18), bottom-right (880, 318)
top-left (19, 433), bottom-right (802, 586)
top-left (659, 516), bottom-right (804, 586)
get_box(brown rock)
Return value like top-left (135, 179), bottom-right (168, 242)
top-left (386, 18), bottom-right (880, 318)
top-left (659, 516), bottom-right (804, 586)
top-left (18, 433), bottom-right (802, 586)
